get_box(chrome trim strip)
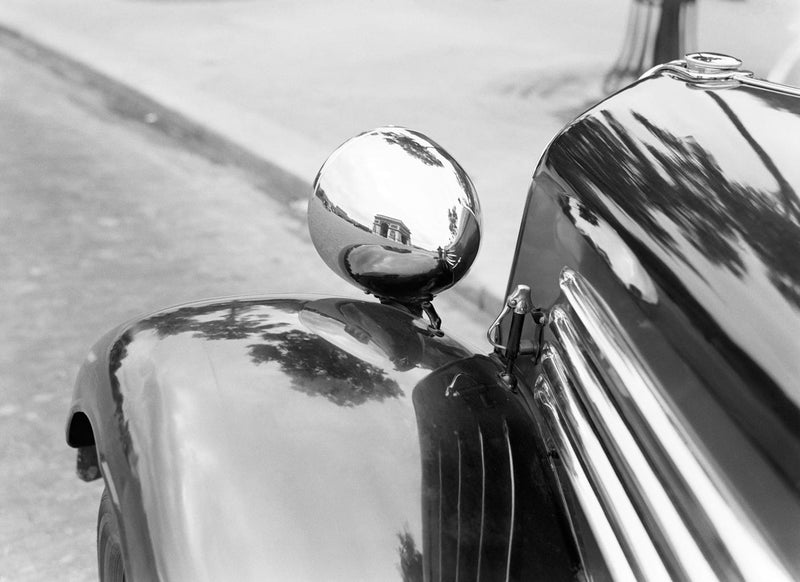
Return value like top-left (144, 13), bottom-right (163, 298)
top-left (438, 445), bottom-right (443, 582)
top-left (640, 60), bottom-right (751, 83)
top-left (737, 75), bottom-right (800, 98)
top-left (558, 268), bottom-right (793, 582)
top-left (534, 361), bottom-right (657, 582)
top-left (503, 420), bottom-right (515, 582)
top-left (101, 459), bottom-right (120, 507)
top-left (477, 426), bottom-right (486, 582)
top-left (456, 435), bottom-right (463, 582)
top-left (548, 309), bottom-right (715, 580)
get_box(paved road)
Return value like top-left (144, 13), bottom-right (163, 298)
top-left (3, 0), bottom-right (794, 304)
top-left (0, 46), bottom-right (491, 580)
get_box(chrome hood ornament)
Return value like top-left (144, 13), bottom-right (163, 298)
top-left (308, 127), bottom-right (482, 308)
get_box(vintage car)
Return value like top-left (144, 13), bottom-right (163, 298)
top-left (66, 52), bottom-right (800, 581)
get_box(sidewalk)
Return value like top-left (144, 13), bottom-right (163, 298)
top-left (0, 0), bottom-right (795, 310)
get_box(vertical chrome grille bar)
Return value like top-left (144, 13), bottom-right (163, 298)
top-left (537, 348), bottom-right (671, 582)
top-left (556, 268), bottom-right (793, 582)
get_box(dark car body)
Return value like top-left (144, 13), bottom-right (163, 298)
top-left (67, 55), bottom-right (800, 581)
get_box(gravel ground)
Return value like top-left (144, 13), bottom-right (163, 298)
top-left (0, 44), bottom-right (490, 580)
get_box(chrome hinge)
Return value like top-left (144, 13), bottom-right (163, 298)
top-left (640, 52), bottom-right (752, 87)
top-left (487, 284), bottom-right (546, 390)
top-left (641, 52), bottom-right (800, 98)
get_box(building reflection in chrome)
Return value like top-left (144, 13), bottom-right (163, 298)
top-left (374, 214), bottom-right (412, 245)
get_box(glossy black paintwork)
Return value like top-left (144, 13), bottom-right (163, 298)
top-left (508, 73), bottom-right (800, 572)
top-left (413, 357), bottom-right (576, 581)
top-left (69, 296), bottom-right (575, 581)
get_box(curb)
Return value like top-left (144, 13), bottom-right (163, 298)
top-left (0, 23), bottom-right (502, 317)
top-left (0, 24), bottom-right (311, 208)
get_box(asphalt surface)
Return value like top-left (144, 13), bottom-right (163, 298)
top-left (0, 44), bottom-right (492, 580)
top-left (3, 0), bottom-right (794, 306)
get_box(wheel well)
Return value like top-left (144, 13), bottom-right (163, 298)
top-left (68, 411), bottom-right (102, 481)
top-left (67, 410), bottom-right (95, 448)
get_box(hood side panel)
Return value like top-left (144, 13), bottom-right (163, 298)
top-left (507, 74), bottom-right (800, 572)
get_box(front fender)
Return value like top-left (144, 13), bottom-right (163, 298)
top-left (67, 296), bottom-right (575, 581)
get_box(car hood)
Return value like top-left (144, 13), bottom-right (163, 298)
top-left (508, 71), bottom-right (800, 572)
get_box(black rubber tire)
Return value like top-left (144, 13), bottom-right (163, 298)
top-left (97, 488), bottom-right (126, 582)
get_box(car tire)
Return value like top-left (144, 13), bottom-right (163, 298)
top-left (97, 488), bottom-right (126, 582)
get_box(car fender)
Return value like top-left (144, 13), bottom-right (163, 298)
top-left (66, 295), bottom-right (576, 581)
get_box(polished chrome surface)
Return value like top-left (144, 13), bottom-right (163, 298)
top-left (536, 348), bottom-right (668, 582)
top-left (506, 284), bottom-right (534, 315)
top-left (308, 127), bottom-right (482, 304)
top-left (737, 75), bottom-right (800, 98)
top-left (487, 284), bottom-right (533, 350)
top-left (685, 52), bottom-right (742, 74)
top-left (640, 52), bottom-right (752, 83)
top-left (641, 52), bottom-right (800, 96)
top-left (547, 307), bottom-right (715, 581)
top-left (487, 304), bottom-right (510, 350)
top-left (502, 420), bottom-right (515, 582)
top-left (556, 269), bottom-right (794, 582)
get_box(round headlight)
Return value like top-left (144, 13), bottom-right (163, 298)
top-left (308, 127), bottom-right (482, 305)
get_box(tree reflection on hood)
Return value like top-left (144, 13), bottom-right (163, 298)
top-left (248, 324), bottom-right (403, 407)
top-left (139, 299), bottom-right (402, 407)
